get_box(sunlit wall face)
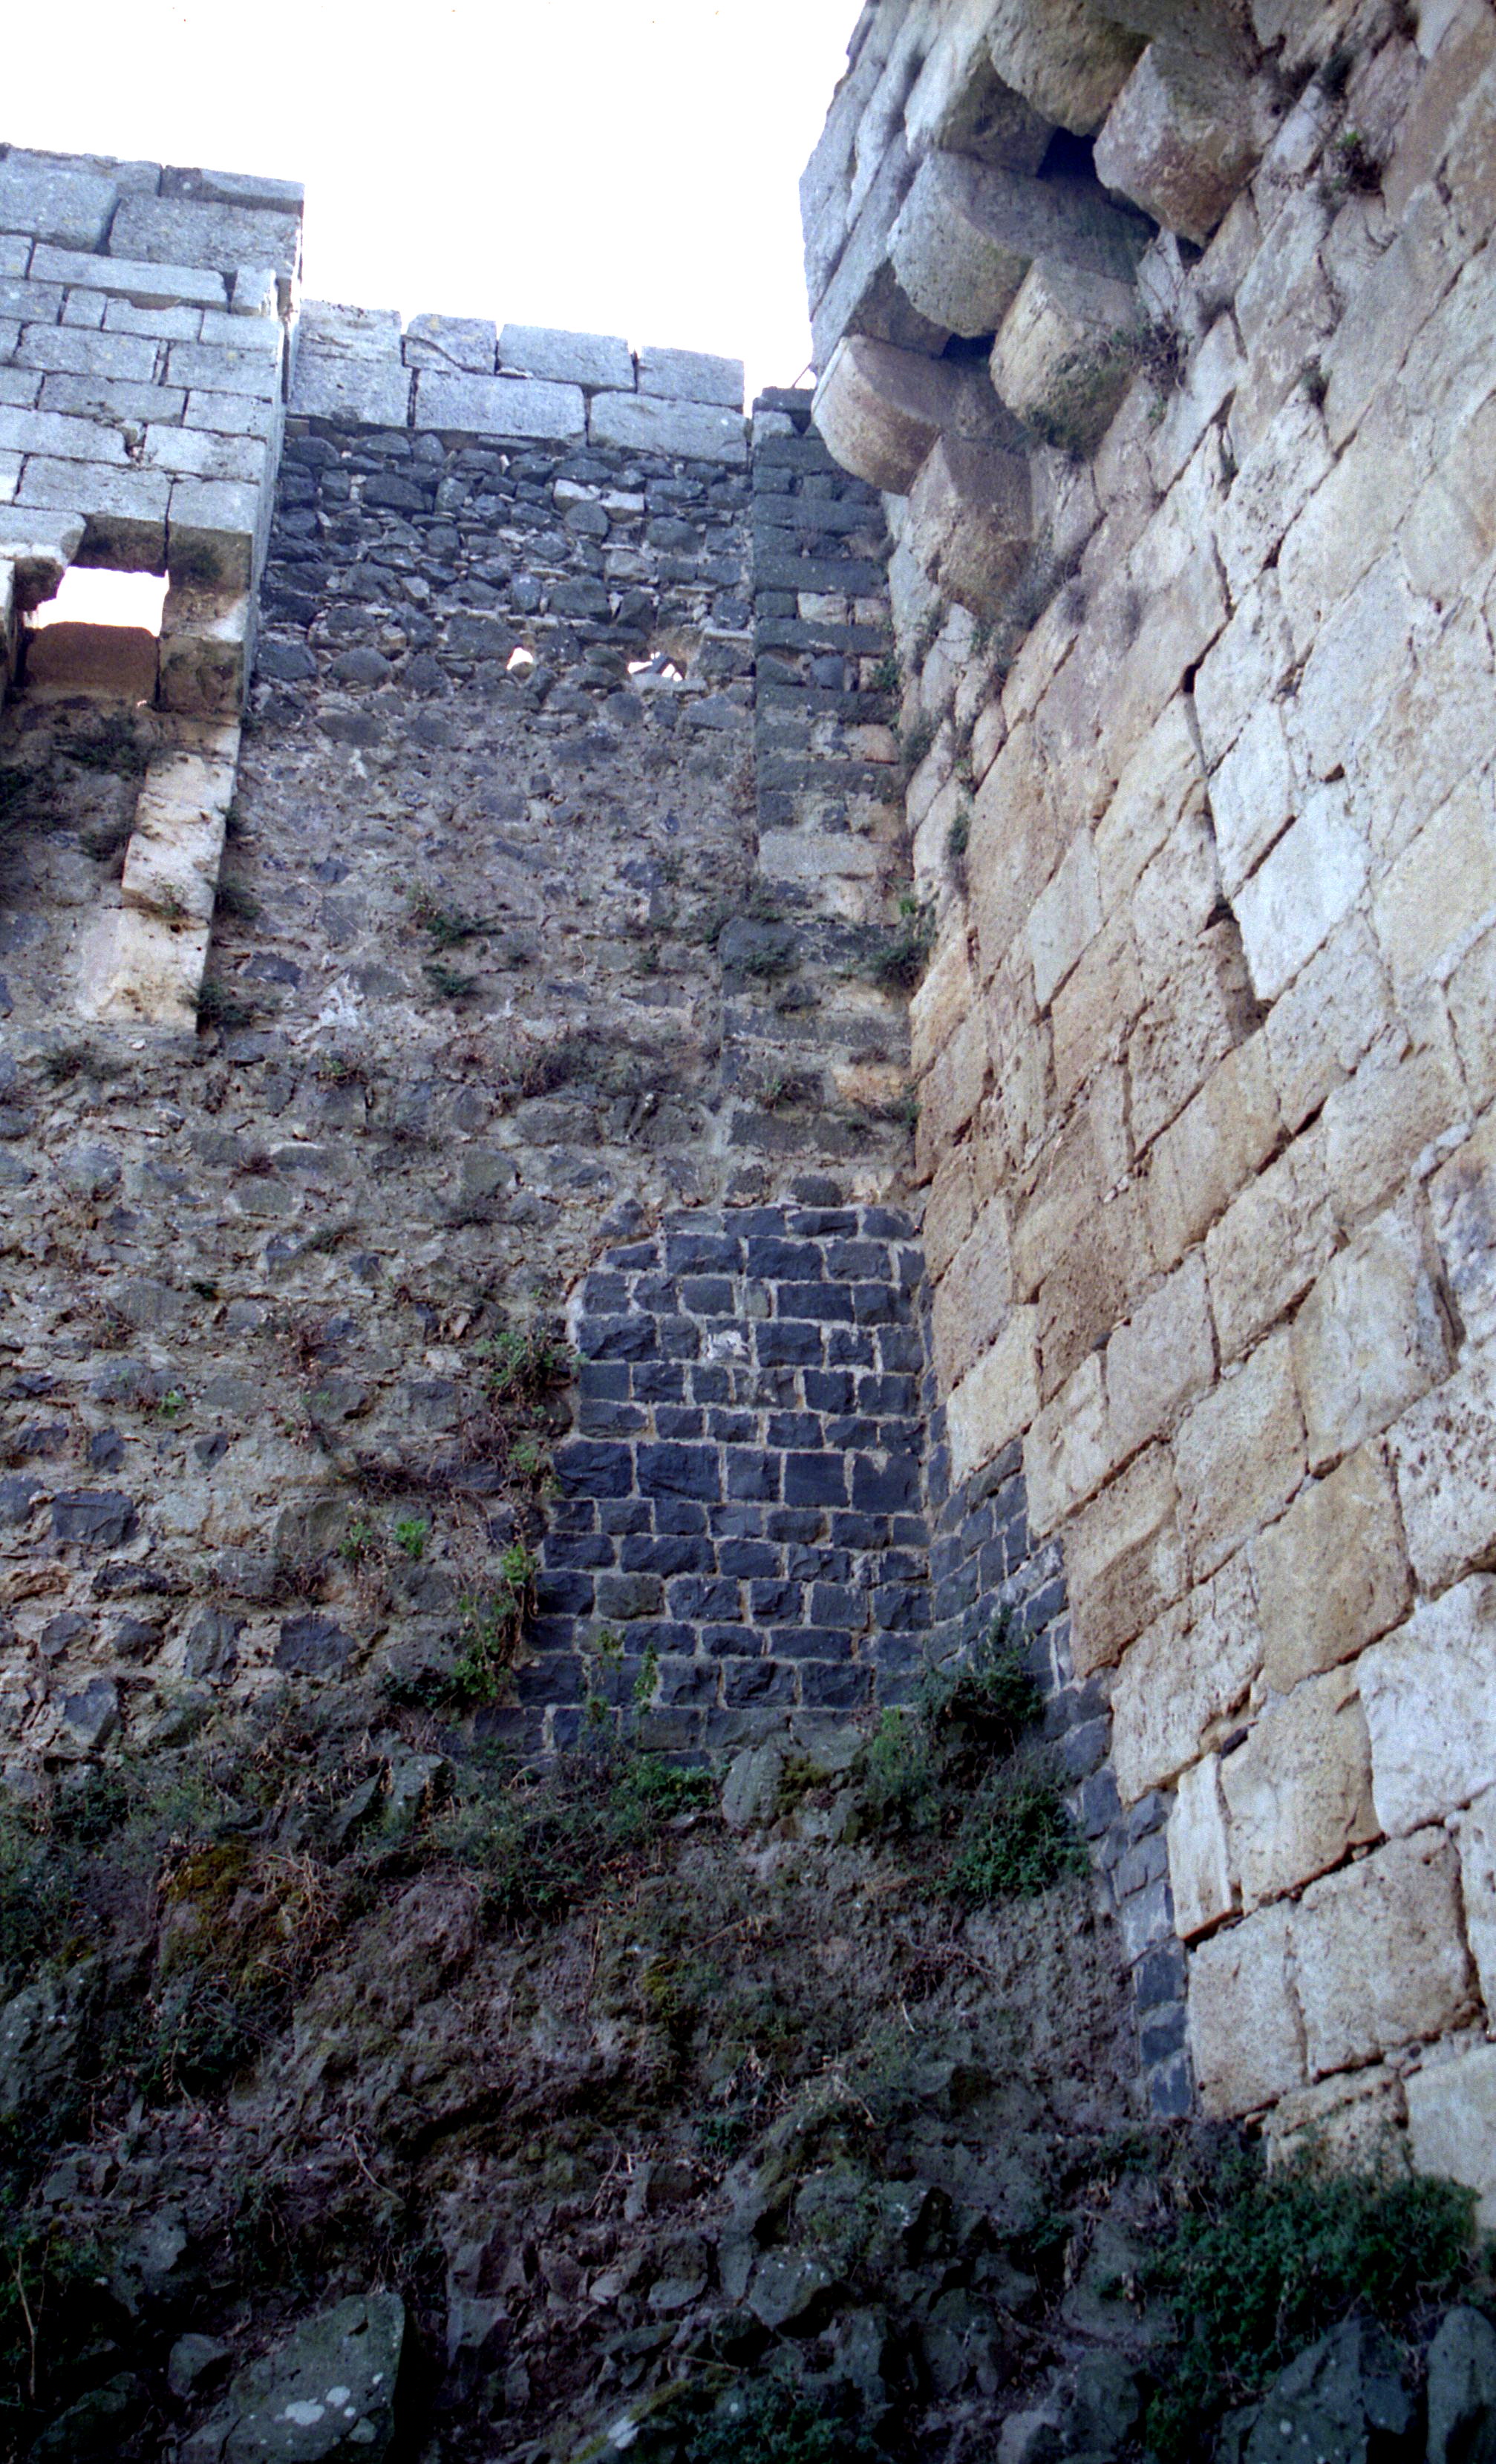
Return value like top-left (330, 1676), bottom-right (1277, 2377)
top-left (4, 0), bottom-right (860, 398)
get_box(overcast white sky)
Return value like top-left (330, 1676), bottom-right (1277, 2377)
top-left (7, 0), bottom-right (860, 399)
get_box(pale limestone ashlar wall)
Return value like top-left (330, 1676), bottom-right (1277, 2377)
top-left (0, 143), bottom-right (299, 623)
top-left (0, 143), bottom-right (303, 1027)
top-left (804, 0), bottom-right (1496, 2195)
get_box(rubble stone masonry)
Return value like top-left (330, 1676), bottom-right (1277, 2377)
top-left (3, 0), bottom-right (1496, 2215)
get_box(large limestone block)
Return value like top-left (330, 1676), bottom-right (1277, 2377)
top-left (1321, 1027), bottom-right (1463, 1232)
top-left (947, 1306), bottom-right (1042, 1484)
top-left (1373, 778), bottom-right (1496, 997)
top-left (30, 243), bottom-right (226, 311)
top-left (297, 301), bottom-right (400, 359)
top-left (1111, 1549), bottom-right (1261, 1802)
top-left (0, 163), bottom-right (117, 252)
top-left (984, 0), bottom-right (1146, 134)
top-left (111, 194), bottom-right (301, 282)
top-left (292, 350), bottom-right (411, 429)
top-left (163, 166), bottom-right (304, 214)
top-left (1454, 1785), bottom-right (1496, 2020)
top-left (910, 927), bottom-right (976, 1080)
top-left (498, 323), bottom-right (630, 390)
top-left (0, 506), bottom-right (83, 608)
top-left (1068, 1442), bottom-right (1185, 1675)
top-left (1233, 785), bottom-right (1369, 1006)
top-left (989, 258), bottom-right (1140, 443)
top-left (904, 2), bottom-right (1053, 169)
top-left (1293, 1830), bottom-right (1475, 2077)
top-left (1407, 2046), bottom-right (1496, 2229)
top-left (1360, 1579), bottom-right (1496, 1839)
top-left (169, 477), bottom-right (265, 589)
top-left (1127, 918), bottom-right (1255, 1154)
top-left (158, 586), bottom-right (252, 717)
top-left (1221, 1667), bottom-right (1377, 1910)
top-left (889, 151), bottom-right (1143, 338)
top-left (1105, 1251), bottom-right (1215, 1463)
top-left (915, 1008), bottom-right (990, 1169)
top-left (904, 434), bottom-right (1033, 621)
top-left (416, 372), bottom-right (587, 444)
top-left (1390, 1350), bottom-right (1496, 1596)
top-left (1255, 1444), bottom-right (1411, 1694)
top-left (80, 906), bottom-right (211, 1029)
top-left (1291, 1205), bottom-right (1454, 1477)
top-left (120, 742), bottom-right (238, 924)
top-left (637, 345), bottom-right (743, 409)
top-left (588, 390), bottom-right (745, 465)
top-left (811, 135), bottom-right (950, 370)
top-left (1170, 1752), bottom-right (1235, 1938)
top-left (1028, 829), bottom-right (1100, 1009)
top-left (1144, 1033), bottom-right (1280, 1271)
top-left (1094, 42), bottom-right (1260, 243)
top-left (1431, 1114), bottom-right (1496, 1349)
top-left (813, 335), bottom-right (1004, 494)
top-left (403, 313), bottom-right (497, 375)
top-left (16, 457), bottom-right (169, 569)
top-left (1266, 916), bottom-right (1392, 1140)
top-left (1204, 1129), bottom-right (1336, 1367)
top-left (932, 1197), bottom-right (1013, 1390)
top-left (1208, 703), bottom-right (1296, 900)
top-left (1173, 1330), bottom-right (1305, 1583)
top-left (1189, 1901), bottom-right (1304, 2115)
top-left (1025, 1350), bottom-right (1114, 1535)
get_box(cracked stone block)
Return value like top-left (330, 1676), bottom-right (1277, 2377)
top-left (1094, 42), bottom-right (1262, 244)
top-left (143, 423), bottom-right (267, 485)
top-left (81, 906), bottom-right (211, 1030)
top-left (166, 338), bottom-right (281, 402)
top-left (984, 0), bottom-right (1146, 134)
top-left (498, 323), bottom-right (632, 391)
top-left (415, 371), bottom-right (586, 442)
top-left (0, 405), bottom-right (130, 466)
top-left (157, 589), bottom-right (252, 716)
top-left (403, 313), bottom-right (497, 374)
top-left (889, 150), bottom-right (1147, 339)
top-left (1408, 2045), bottom-right (1496, 2230)
top-left (160, 166), bottom-right (304, 215)
top-left (637, 345), bottom-right (744, 409)
top-left (290, 349), bottom-right (411, 428)
top-left (1189, 1900), bottom-right (1304, 2115)
top-left (168, 477), bottom-right (264, 589)
top-left (110, 195), bottom-right (302, 283)
top-left (15, 458), bottom-right (169, 568)
top-left (0, 506), bottom-right (83, 607)
top-left (29, 243), bottom-right (228, 311)
top-left (990, 259), bottom-right (1141, 442)
top-left (904, 7), bottom-right (1054, 169)
top-left (297, 300), bottom-right (400, 358)
top-left (810, 134), bottom-right (950, 371)
top-left (120, 738), bottom-right (238, 921)
top-left (0, 163), bottom-right (119, 251)
top-left (588, 390), bottom-right (745, 466)
top-left (813, 334), bottom-right (1007, 493)
top-left (905, 434), bottom-right (1033, 618)
top-left (229, 265), bottom-right (278, 318)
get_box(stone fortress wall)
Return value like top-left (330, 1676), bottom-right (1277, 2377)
top-left (2, 0), bottom-right (1496, 2226)
top-left (798, 0), bottom-right (1496, 2205)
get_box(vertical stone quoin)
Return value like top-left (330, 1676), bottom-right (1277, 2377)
top-left (800, 0), bottom-right (1496, 2167)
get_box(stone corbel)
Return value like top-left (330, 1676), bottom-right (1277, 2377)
top-left (812, 333), bottom-right (1016, 494)
top-left (1094, 39), bottom-right (1270, 244)
top-left (904, 435), bottom-right (1035, 621)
